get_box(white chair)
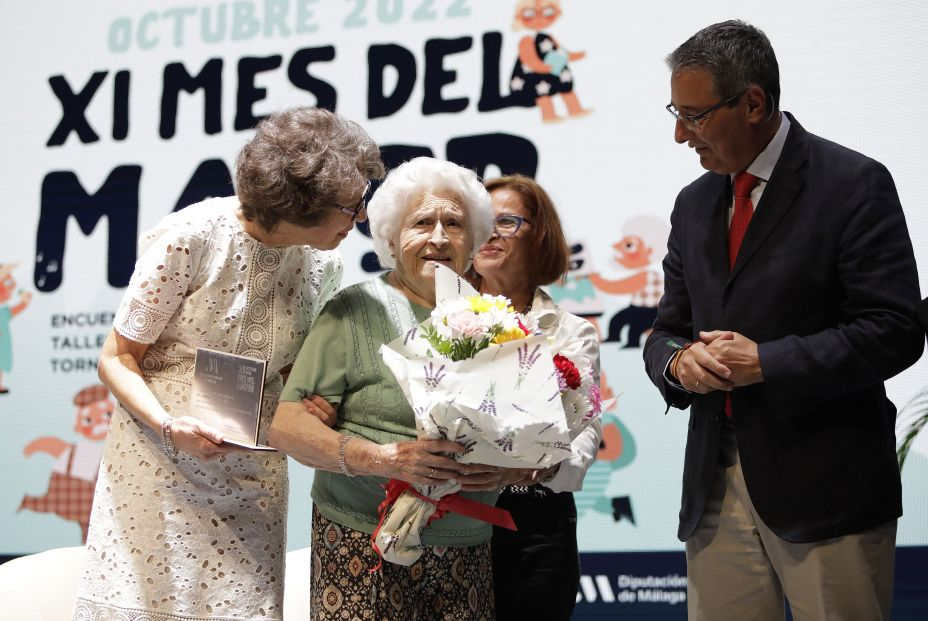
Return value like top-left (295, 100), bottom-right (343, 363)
top-left (0, 546), bottom-right (85, 620)
top-left (283, 546), bottom-right (312, 619)
top-left (0, 546), bottom-right (313, 620)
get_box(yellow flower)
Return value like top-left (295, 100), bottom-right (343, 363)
top-left (492, 326), bottom-right (527, 345)
top-left (467, 295), bottom-right (512, 314)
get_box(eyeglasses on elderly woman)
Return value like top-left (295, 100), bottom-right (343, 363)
top-left (331, 180), bottom-right (371, 221)
top-left (494, 214), bottom-right (532, 238)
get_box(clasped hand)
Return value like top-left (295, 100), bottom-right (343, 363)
top-left (674, 330), bottom-right (764, 394)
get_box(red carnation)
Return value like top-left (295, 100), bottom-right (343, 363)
top-left (517, 318), bottom-right (531, 336)
top-left (553, 354), bottom-right (582, 390)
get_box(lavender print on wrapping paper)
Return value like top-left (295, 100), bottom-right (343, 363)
top-left (551, 367), bottom-right (569, 392)
top-left (478, 384), bottom-right (497, 416)
top-left (456, 436), bottom-right (477, 455)
top-left (535, 440), bottom-right (572, 452)
top-left (424, 362), bottom-right (447, 392)
top-left (516, 343), bottom-right (542, 388)
top-left (458, 417), bottom-right (483, 433)
top-left (403, 326), bottom-right (419, 346)
top-left (428, 412), bottom-right (450, 440)
top-left (494, 431), bottom-right (515, 453)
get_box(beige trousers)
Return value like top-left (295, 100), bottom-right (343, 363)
top-left (685, 451), bottom-right (896, 621)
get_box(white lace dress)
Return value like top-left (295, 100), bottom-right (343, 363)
top-left (73, 197), bottom-right (343, 621)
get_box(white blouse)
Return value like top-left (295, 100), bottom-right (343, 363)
top-left (529, 287), bottom-right (604, 493)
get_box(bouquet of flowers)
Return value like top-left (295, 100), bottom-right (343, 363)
top-left (373, 264), bottom-right (605, 566)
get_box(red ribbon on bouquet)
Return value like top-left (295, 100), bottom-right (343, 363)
top-left (370, 478), bottom-right (517, 571)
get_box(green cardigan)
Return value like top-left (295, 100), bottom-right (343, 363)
top-left (280, 274), bottom-right (498, 546)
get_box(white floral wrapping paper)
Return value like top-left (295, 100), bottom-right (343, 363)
top-left (372, 265), bottom-right (597, 566)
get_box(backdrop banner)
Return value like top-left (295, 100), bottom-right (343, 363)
top-left (2, 1), bottom-right (927, 618)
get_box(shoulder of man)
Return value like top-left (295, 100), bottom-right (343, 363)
top-left (786, 115), bottom-right (891, 182)
top-left (676, 169), bottom-right (727, 205)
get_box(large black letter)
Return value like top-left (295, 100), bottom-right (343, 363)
top-left (236, 55), bottom-right (283, 130)
top-left (160, 58), bottom-right (223, 138)
top-left (288, 46), bottom-right (337, 111)
top-left (367, 44), bottom-right (416, 119)
top-left (422, 37), bottom-right (472, 115)
top-left (47, 72), bottom-right (108, 146)
top-left (35, 166), bottom-right (142, 291)
top-left (446, 133), bottom-right (538, 178)
top-left (173, 159), bottom-right (234, 212)
top-left (477, 32), bottom-right (521, 112)
top-left (113, 70), bottom-right (130, 140)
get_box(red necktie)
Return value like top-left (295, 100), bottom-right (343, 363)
top-left (725, 171), bottom-right (758, 417)
top-left (728, 171), bottom-right (758, 268)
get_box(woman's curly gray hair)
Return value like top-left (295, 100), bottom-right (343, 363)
top-left (367, 157), bottom-right (494, 269)
top-left (235, 107), bottom-right (384, 231)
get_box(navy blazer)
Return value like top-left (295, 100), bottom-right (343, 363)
top-left (643, 113), bottom-right (924, 543)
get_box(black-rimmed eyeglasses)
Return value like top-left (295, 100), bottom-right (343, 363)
top-left (494, 214), bottom-right (532, 238)
top-left (332, 181), bottom-right (371, 221)
top-left (665, 89), bottom-right (746, 132)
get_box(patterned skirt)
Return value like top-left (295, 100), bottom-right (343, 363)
top-left (309, 506), bottom-right (495, 620)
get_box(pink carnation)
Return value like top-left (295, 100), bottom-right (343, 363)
top-left (445, 311), bottom-right (486, 339)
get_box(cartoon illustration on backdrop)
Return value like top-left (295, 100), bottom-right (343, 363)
top-left (574, 370), bottom-right (637, 524)
top-left (546, 241), bottom-right (647, 525)
top-left (589, 215), bottom-right (670, 348)
top-left (19, 385), bottom-right (114, 542)
top-left (0, 262), bottom-right (33, 395)
top-left (508, 0), bottom-right (592, 122)
top-left (547, 242), bottom-right (607, 339)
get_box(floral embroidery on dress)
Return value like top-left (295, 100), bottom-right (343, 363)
top-left (76, 197), bottom-right (343, 621)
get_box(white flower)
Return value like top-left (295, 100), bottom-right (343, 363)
top-left (536, 81), bottom-right (552, 96)
top-left (511, 76), bottom-right (525, 91)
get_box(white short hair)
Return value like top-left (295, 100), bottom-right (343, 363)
top-left (367, 157), bottom-right (494, 269)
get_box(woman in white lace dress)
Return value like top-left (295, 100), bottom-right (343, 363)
top-left (73, 108), bottom-right (384, 621)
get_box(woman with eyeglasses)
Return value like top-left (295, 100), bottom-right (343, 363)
top-left (74, 107), bottom-right (383, 621)
top-left (269, 157), bottom-right (530, 620)
top-left (472, 174), bottom-right (604, 621)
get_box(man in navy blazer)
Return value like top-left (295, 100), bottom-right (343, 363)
top-left (643, 20), bottom-right (923, 620)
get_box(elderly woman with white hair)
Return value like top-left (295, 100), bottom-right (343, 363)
top-left (270, 157), bottom-right (526, 620)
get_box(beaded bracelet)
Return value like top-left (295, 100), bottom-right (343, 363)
top-left (161, 416), bottom-right (179, 456)
top-left (670, 342), bottom-right (693, 381)
top-left (337, 435), bottom-right (356, 478)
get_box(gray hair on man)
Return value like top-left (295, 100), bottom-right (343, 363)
top-left (367, 157), bottom-right (494, 269)
top-left (666, 19), bottom-right (781, 112)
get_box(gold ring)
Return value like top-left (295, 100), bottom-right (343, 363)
top-left (428, 468), bottom-right (436, 478)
